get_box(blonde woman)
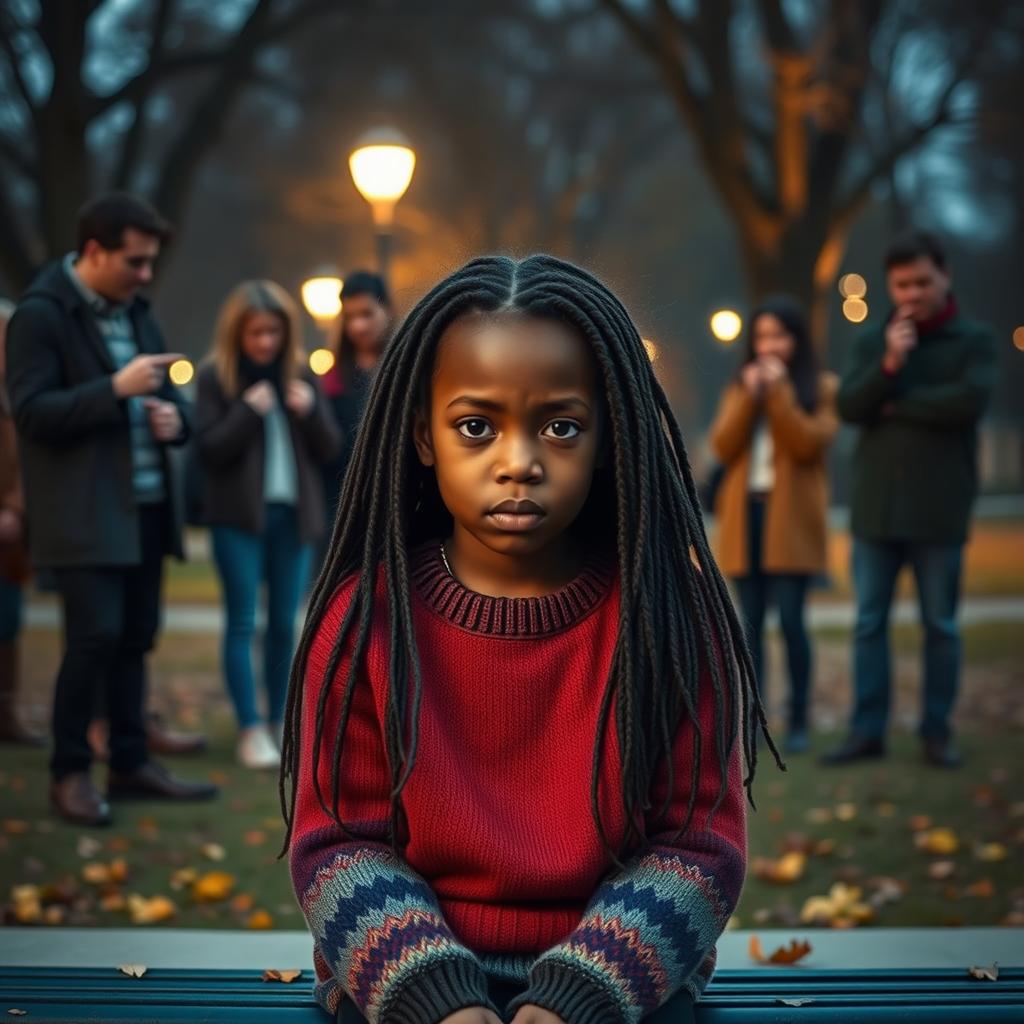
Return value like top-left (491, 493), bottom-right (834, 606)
top-left (196, 281), bottom-right (340, 768)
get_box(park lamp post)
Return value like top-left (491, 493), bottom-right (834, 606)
top-left (348, 127), bottom-right (416, 290)
top-left (301, 272), bottom-right (343, 377)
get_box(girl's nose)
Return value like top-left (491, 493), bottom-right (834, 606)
top-left (495, 436), bottom-right (543, 483)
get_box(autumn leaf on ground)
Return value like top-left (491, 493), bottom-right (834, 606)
top-left (128, 894), bottom-right (177, 924)
top-left (908, 815), bottom-right (932, 832)
top-left (967, 963), bottom-right (999, 981)
top-left (231, 893), bottom-right (255, 913)
top-left (191, 871), bottom-right (235, 903)
top-left (915, 827), bottom-right (959, 855)
top-left (800, 883), bottom-right (874, 927)
top-left (262, 969), bottom-right (302, 983)
top-left (2, 820), bottom-right (28, 836)
top-left (749, 935), bottom-right (812, 965)
top-left (753, 851), bottom-right (806, 884)
top-left (243, 829), bottom-right (268, 847)
top-left (927, 861), bottom-right (956, 880)
top-left (170, 868), bottom-right (197, 891)
top-left (247, 909), bottom-right (273, 929)
top-left (834, 803), bottom-right (857, 822)
top-left (9, 884), bottom-right (41, 924)
top-left (965, 879), bottom-right (996, 899)
top-left (974, 843), bottom-right (1008, 862)
top-left (76, 836), bottom-right (101, 858)
top-left (200, 842), bottom-right (226, 862)
top-left (118, 964), bottom-right (147, 978)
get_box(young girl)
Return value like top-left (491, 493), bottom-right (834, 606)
top-left (196, 280), bottom-right (340, 768)
top-left (317, 271), bottom-right (393, 570)
top-left (709, 297), bottom-right (838, 754)
top-left (282, 256), bottom-right (772, 1024)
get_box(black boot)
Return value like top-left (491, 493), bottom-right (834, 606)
top-left (820, 734), bottom-right (886, 765)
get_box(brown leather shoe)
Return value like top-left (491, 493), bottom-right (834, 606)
top-left (108, 760), bottom-right (218, 802)
top-left (145, 712), bottom-right (207, 757)
top-left (50, 773), bottom-right (112, 827)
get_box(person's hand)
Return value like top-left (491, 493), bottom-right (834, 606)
top-left (242, 380), bottom-right (276, 416)
top-left (757, 354), bottom-right (787, 385)
top-left (112, 353), bottom-right (182, 398)
top-left (510, 1006), bottom-right (566, 1024)
top-left (438, 1008), bottom-right (503, 1024)
top-left (143, 398), bottom-right (183, 442)
top-left (285, 378), bottom-right (315, 418)
top-left (741, 361), bottom-right (763, 397)
top-left (0, 507), bottom-right (23, 544)
top-left (883, 305), bottom-right (916, 373)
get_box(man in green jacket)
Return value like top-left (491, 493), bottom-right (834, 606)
top-left (824, 230), bottom-right (996, 769)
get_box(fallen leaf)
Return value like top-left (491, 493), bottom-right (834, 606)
top-left (192, 871), bottom-right (235, 903)
top-left (749, 935), bottom-right (812, 965)
top-left (967, 963), bottom-right (999, 981)
top-left (965, 879), bottom-right (995, 899)
top-left (200, 843), bottom-right (226, 862)
top-left (975, 843), bottom-right (1008, 862)
top-left (231, 893), bottom-right (255, 913)
top-left (77, 836), bottom-right (101, 858)
top-left (875, 802), bottom-right (896, 818)
top-left (2, 820), bottom-right (28, 836)
top-left (800, 883), bottom-right (874, 927)
top-left (243, 829), bottom-right (268, 847)
top-left (835, 803), bottom-right (857, 822)
top-left (805, 807), bottom-right (832, 825)
top-left (100, 892), bottom-right (127, 912)
top-left (915, 827), bottom-right (959, 855)
top-left (928, 861), bottom-right (956, 880)
top-left (908, 815), bottom-right (932, 832)
top-left (247, 909), bottom-right (273, 930)
top-left (128, 894), bottom-right (177, 924)
top-left (262, 969), bottom-right (302, 983)
top-left (43, 905), bottom-right (65, 925)
top-left (753, 851), bottom-right (806, 885)
top-left (118, 964), bottom-right (147, 978)
top-left (170, 868), bottom-right (197, 891)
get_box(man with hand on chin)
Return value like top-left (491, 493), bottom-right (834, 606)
top-left (6, 192), bottom-right (218, 826)
top-left (825, 229), bottom-right (996, 770)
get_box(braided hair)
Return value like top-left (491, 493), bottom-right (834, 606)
top-left (280, 254), bottom-right (779, 858)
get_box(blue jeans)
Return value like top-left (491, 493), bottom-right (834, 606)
top-left (0, 576), bottom-right (23, 643)
top-left (733, 499), bottom-right (812, 731)
top-left (212, 504), bottom-right (312, 730)
top-left (850, 538), bottom-right (963, 741)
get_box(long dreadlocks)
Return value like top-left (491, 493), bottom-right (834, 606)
top-left (280, 254), bottom-right (780, 858)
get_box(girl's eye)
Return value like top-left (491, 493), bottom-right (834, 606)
top-left (543, 420), bottom-right (581, 440)
top-left (457, 418), bottom-right (494, 439)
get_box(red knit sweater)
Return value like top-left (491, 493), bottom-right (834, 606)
top-left (290, 542), bottom-right (747, 1024)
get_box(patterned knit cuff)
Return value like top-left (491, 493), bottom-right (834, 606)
top-left (379, 956), bottom-right (495, 1024)
top-left (507, 961), bottom-right (626, 1024)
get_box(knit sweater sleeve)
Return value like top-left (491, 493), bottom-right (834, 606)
top-left (289, 578), bottom-right (493, 1023)
top-left (509, 640), bottom-right (748, 1024)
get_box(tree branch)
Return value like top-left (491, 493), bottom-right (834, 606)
top-left (0, 7), bottom-right (38, 117)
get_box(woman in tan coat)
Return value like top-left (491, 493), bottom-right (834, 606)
top-left (710, 297), bottom-right (838, 753)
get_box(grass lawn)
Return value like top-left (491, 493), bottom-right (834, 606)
top-left (1, 622), bottom-right (1021, 933)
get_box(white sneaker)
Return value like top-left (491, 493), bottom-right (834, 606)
top-left (237, 725), bottom-right (280, 770)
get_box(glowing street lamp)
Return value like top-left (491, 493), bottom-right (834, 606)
top-left (169, 359), bottom-right (194, 387)
top-left (838, 273), bottom-right (867, 299)
top-left (349, 127), bottom-right (416, 289)
top-left (309, 348), bottom-right (336, 376)
top-left (301, 274), bottom-right (343, 328)
top-left (710, 309), bottom-right (742, 344)
top-left (843, 297), bottom-right (869, 323)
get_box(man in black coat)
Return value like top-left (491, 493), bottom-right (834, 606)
top-left (6, 192), bottom-right (218, 826)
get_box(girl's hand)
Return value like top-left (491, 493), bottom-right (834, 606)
top-left (758, 354), bottom-right (787, 384)
top-left (510, 1006), bottom-right (566, 1024)
top-left (285, 379), bottom-right (315, 418)
top-left (439, 1008), bottom-right (502, 1024)
top-left (242, 380), bottom-right (276, 416)
top-left (741, 362), bottom-right (763, 396)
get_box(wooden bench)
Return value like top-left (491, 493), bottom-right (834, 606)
top-left (2, 965), bottom-right (1022, 1022)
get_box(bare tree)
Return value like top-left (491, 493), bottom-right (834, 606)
top-left (597, 0), bottom-right (1009, 341)
top-left (0, 0), bottom-right (341, 292)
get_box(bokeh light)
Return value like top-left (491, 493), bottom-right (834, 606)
top-left (710, 309), bottom-right (743, 343)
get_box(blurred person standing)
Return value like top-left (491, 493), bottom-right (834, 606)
top-left (6, 192), bottom-right (218, 826)
top-left (0, 298), bottom-right (42, 745)
top-left (824, 230), bottom-right (996, 769)
top-left (196, 281), bottom-right (339, 770)
top-left (316, 271), bottom-right (392, 566)
top-left (710, 297), bottom-right (838, 754)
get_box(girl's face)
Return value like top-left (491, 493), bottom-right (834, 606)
top-left (413, 314), bottom-right (602, 579)
top-left (240, 310), bottom-right (286, 365)
top-left (752, 313), bottom-right (796, 364)
top-left (342, 294), bottom-right (389, 356)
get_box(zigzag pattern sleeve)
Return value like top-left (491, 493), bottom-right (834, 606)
top-left (289, 583), bottom-right (492, 1023)
top-left (509, 656), bottom-right (748, 1024)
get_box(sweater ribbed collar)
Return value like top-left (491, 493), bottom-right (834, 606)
top-left (410, 540), bottom-right (614, 638)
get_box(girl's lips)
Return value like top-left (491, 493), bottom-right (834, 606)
top-left (487, 511), bottom-right (546, 532)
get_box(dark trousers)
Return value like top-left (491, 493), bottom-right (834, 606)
top-left (337, 981), bottom-right (696, 1022)
top-left (732, 498), bottom-right (812, 731)
top-left (50, 504), bottom-right (166, 779)
top-left (850, 537), bottom-right (963, 741)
